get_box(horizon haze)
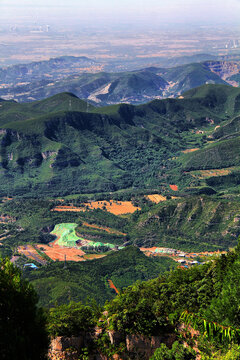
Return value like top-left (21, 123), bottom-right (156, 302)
top-left (1, 0), bottom-right (240, 28)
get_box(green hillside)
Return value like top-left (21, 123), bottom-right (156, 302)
top-left (25, 246), bottom-right (176, 307)
top-left (182, 137), bottom-right (240, 171)
top-left (1, 85), bottom-right (240, 197)
top-left (101, 243), bottom-right (240, 358)
top-left (1, 59), bottom-right (238, 105)
top-left (159, 62), bottom-right (227, 94)
top-left (128, 196), bottom-right (240, 251)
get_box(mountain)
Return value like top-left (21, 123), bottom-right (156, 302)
top-left (1, 85), bottom-right (240, 197)
top-left (159, 62), bottom-right (228, 95)
top-left (0, 69), bottom-right (168, 104)
top-left (0, 54), bottom-right (218, 87)
top-left (0, 56), bottom-right (99, 85)
top-left (0, 60), bottom-right (239, 105)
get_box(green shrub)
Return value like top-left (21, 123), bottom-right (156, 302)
top-left (150, 341), bottom-right (196, 360)
top-left (47, 301), bottom-right (97, 337)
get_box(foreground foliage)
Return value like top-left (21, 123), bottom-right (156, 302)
top-left (25, 246), bottom-right (176, 306)
top-left (0, 258), bottom-right (49, 360)
top-left (150, 342), bottom-right (196, 360)
top-left (47, 301), bottom-right (100, 337)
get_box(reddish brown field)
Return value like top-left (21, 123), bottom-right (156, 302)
top-left (140, 247), bottom-right (158, 257)
top-left (35, 244), bottom-right (85, 262)
top-left (18, 245), bottom-right (47, 265)
top-left (169, 184), bottom-right (178, 191)
top-left (53, 200), bottom-right (140, 215)
top-left (52, 206), bottom-right (84, 212)
top-left (85, 200), bottom-right (141, 215)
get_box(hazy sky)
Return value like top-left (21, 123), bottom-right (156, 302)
top-left (1, 0), bottom-right (240, 27)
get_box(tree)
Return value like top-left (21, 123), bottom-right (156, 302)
top-left (0, 258), bottom-right (49, 360)
top-left (47, 301), bottom-right (97, 337)
top-left (150, 341), bottom-right (196, 360)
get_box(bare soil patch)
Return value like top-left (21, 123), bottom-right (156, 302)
top-left (35, 244), bottom-right (85, 262)
top-left (53, 200), bottom-right (140, 215)
top-left (182, 148), bottom-right (199, 154)
top-left (18, 245), bottom-right (47, 265)
top-left (169, 184), bottom-right (178, 191)
top-left (108, 279), bottom-right (119, 294)
top-left (146, 194), bottom-right (167, 203)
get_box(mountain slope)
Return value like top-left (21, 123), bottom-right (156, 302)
top-left (128, 196), bottom-right (240, 251)
top-left (0, 56), bottom-right (99, 84)
top-left (159, 62), bottom-right (228, 95)
top-left (25, 246), bottom-right (176, 306)
top-left (1, 60), bottom-right (239, 105)
top-left (1, 85), bottom-right (240, 196)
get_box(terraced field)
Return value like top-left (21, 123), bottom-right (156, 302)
top-left (146, 194), bottom-right (167, 203)
top-left (53, 200), bottom-right (141, 215)
top-left (35, 244), bottom-right (85, 262)
top-left (50, 223), bottom-right (119, 249)
top-left (189, 167), bottom-right (238, 179)
top-left (18, 245), bottom-right (47, 265)
top-left (82, 222), bottom-right (126, 236)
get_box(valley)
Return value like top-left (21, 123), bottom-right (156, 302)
top-left (2, 0), bottom-right (240, 357)
top-left (2, 82), bottom-right (240, 358)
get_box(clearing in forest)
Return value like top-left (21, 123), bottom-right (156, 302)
top-left (51, 223), bottom-right (118, 249)
top-left (83, 200), bottom-right (140, 215)
top-left (18, 245), bottom-right (47, 265)
top-left (52, 206), bottom-right (84, 212)
top-left (169, 184), bottom-right (178, 191)
top-left (146, 194), bottom-right (167, 203)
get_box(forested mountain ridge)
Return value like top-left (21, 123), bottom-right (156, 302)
top-left (0, 59), bottom-right (240, 105)
top-left (1, 85), bottom-right (240, 197)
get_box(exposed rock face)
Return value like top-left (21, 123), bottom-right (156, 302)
top-left (48, 331), bottom-right (107, 360)
top-left (48, 336), bottom-right (84, 360)
top-left (108, 330), bottom-right (125, 346)
top-left (48, 330), bottom-right (176, 360)
top-left (126, 333), bottom-right (176, 359)
top-left (205, 61), bottom-right (240, 85)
